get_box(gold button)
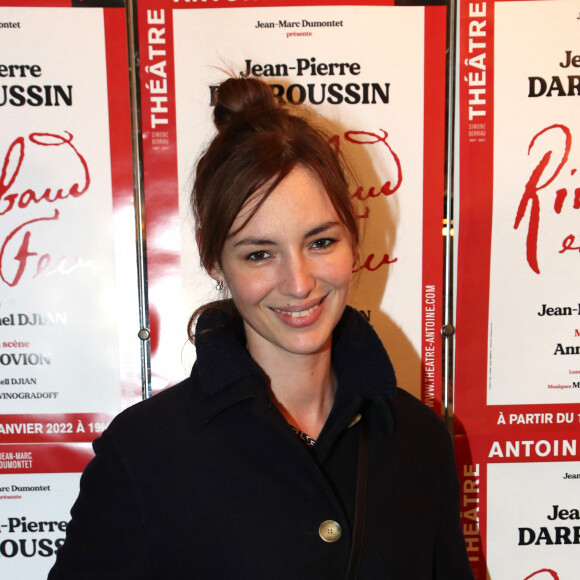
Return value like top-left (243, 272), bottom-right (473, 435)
top-left (319, 519), bottom-right (342, 543)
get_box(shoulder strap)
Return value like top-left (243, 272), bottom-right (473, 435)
top-left (345, 415), bottom-right (370, 580)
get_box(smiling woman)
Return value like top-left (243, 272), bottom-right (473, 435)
top-left (191, 77), bottom-right (360, 440)
top-left (49, 77), bottom-right (474, 580)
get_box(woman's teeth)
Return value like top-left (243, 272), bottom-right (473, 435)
top-left (273, 304), bottom-right (319, 318)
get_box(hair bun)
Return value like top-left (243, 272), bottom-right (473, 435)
top-left (213, 77), bottom-right (281, 131)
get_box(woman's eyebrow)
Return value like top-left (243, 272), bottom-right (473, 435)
top-left (305, 221), bottom-right (341, 238)
top-left (232, 237), bottom-right (276, 248)
top-left (232, 221), bottom-right (341, 247)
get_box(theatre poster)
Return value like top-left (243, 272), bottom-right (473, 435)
top-left (137, 0), bottom-right (447, 410)
top-left (0, 2), bottom-right (139, 576)
top-left (455, 1), bottom-right (580, 578)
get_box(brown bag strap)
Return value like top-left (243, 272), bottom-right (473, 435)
top-left (345, 415), bottom-right (369, 580)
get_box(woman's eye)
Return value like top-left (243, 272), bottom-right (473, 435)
top-left (245, 250), bottom-right (271, 262)
top-left (311, 238), bottom-right (336, 250)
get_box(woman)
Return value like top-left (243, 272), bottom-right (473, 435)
top-left (49, 77), bottom-right (473, 579)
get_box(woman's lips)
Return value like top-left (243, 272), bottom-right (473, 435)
top-left (270, 296), bottom-right (327, 327)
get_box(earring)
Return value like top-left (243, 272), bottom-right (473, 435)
top-left (215, 280), bottom-right (224, 292)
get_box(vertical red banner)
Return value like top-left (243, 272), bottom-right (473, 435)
top-left (455, 0), bottom-right (495, 432)
top-left (422, 5), bottom-right (446, 411)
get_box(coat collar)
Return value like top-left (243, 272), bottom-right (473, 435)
top-left (193, 302), bottom-right (397, 421)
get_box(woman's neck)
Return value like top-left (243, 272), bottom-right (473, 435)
top-left (248, 342), bottom-right (336, 440)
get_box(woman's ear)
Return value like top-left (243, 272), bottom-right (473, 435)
top-left (209, 264), bottom-right (221, 282)
top-left (208, 262), bottom-right (224, 288)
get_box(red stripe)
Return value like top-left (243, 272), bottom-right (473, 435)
top-left (0, 413), bottom-right (114, 443)
top-left (0, 1), bottom-right (70, 6)
top-left (455, 0), bottom-right (495, 433)
top-left (137, 1), bottom-right (180, 382)
top-left (161, 0), bottom-right (396, 8)
top-left (454, 4), bottom-right (496, 568)
top-left (455, 433), bottom-right (488, 575)
top-left (104, 8), bottom-right (134, 215)
top-left (421, 6), bottom-right (446, 411)
top-left (0, 443), bottom-right (94, 474)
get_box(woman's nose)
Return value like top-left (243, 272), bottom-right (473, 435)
top-left (280, 255), bottom-right (315, 298)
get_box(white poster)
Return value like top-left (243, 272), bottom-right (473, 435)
top-left (0, 472), bottom-right (80, 577)
top-left (488, 460), bottom-right (580, 579)
top-left (488, 0), bottom-right (580, 405)
top-left (0, 7), bottom-right (123, 413)
top-left (170, 5), bottom-right (429, 396)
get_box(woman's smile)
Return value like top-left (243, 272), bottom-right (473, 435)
top-left (270, 295), bottom-right (327, 327)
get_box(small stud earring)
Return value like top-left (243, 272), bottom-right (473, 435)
top-left (215, 280), bottom-right (224, 292)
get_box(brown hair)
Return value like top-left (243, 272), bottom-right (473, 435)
top-left (189, 76), bottom-right (359, 337)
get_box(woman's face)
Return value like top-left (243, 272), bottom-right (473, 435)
top-left (215, 166), bottom-right (354, 364)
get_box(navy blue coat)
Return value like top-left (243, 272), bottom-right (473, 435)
top-left (49, 306), bottom-right (473, 579)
